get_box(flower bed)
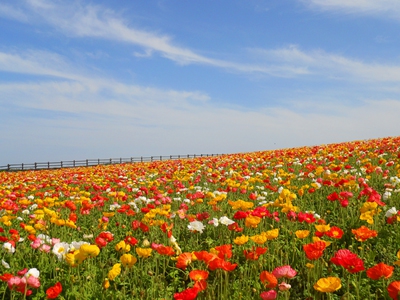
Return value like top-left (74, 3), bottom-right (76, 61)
top-left (0, 136), bottom-right (399, 299)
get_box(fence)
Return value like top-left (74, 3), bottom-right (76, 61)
top-left (0, 154), bottom-right (224, 172)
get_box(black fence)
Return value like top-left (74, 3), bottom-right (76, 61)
top-left (0, 154), bottom-right (223, 172)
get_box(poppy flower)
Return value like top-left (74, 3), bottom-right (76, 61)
top-left (79, 244), bottom-right (100, 257)
top-left (387, 281), bottom-right (400, 300)
top-left (108, 263), bottom-right (121, 281)
top-left (233, 235), bottom-right (249, 245)
top-left (260, 290), bottom-right (277, 300)
top-left (115, 240), bottom-right (131, 253)
top-left (303, 241), bottom-right (326, 260)
top-left (189, 270), bottom-right (209, 282)
top-left (330, 249), bottom-right (365, 273)
top-left (214, 244), bottom-right (232, 260)
top-left (173, 286), bottom-right (200, 300)
top-left (176, 252), bottom-right (194, 270)
top-left (243, 247), bottom-right (267, 260)
top-left (351, 226), bottom-right (378, 242)
top-left (245, 215), bottom-right (261, 228)
top-left (366, 263), bottom-right (394, 280)
top-left (313, 277), bottom-right (341, 293)
top-left (208, 258), bottom-right (237, 271)
top-left (295, 230), bottom-right (310, 239)
top-left (46, 282), bottom-right (62, 299)
top-left (259, 271), bottom-right (278, 288)
top-left (325, 226), bottom-right (344, 239)
top-left (120, 254), bottom-right (137, 268)
top-left (272, 265), bottom-right (297, 279)
top-left (136, 247), bottom-right (152, 258)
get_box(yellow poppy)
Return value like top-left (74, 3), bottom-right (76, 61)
top-left (295, 230), bottom-right (310, 239)
top-left (314, 277), bottom-right (341, 293)
top-left (233, 235), bottom-right (249, 245)
top-left (136, 247), bottom-right (152, 258)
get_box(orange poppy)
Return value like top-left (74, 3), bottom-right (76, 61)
top-left (176, 252), bottom-right (194, 270)
top-left (243, 247), bottom-right (267, 260)
top-left (366, 263), bottom-right (394, 280)
top-left (189, 270), bottom-right (209, 281)
top-left (259, 271), bottom-right (278, 288)
top-left (351, 226), bottom-right (377, 242)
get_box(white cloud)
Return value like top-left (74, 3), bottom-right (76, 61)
top-left (0, 3), bottom-right (29, 22)
top-left (0, 0), bottom-right (303, 76)
top-left (251, 45), bottom-right (400, 82)
top-left (301, 0), bottom-right (400, 19)
top-left (1, 74), bottom-right (399, 164)
top-left (0, 51), bottom-right (86, 80)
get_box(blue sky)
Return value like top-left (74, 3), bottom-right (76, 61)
top-left (1, 0), bottom-right (400, 165)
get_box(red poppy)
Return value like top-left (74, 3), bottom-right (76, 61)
top-left (233, 211), bottom-right (249, 220)
top-left (330, 249), bottom-right (365, 273)
top-left (215, 244), bottom-right (232, 260)
top-left (325, 226), bottom-right (344, 239)
top-left (366, 263), bottom-right (394, 280)
top-left (193, 280), bottom-right (207, 292)
top-left (155, 245), bottom-right (175, 256)
top-left (387, 281), bottom-right (400, 300)
top-left (46, 282), bottom-right (62, 299)
top-left (196, 212), bottom-right (210, 221)
top-left (160, 222), bottom-right (174, 238)
top-left (208, 258), bottom-right (237, 271)
top-left (95, 237), bottom-right (107, 248)
top-left (173, 286), bottom-right (199, 300)
top-left (69, 212), bottom-right (77, 223)
top-left (194, 251), bottom-right (218, 264)
top-left (0, 273), bottom-right (13, 282)
top-left (227, 222), bottom-right (243, 232)
top-left (303, 241), bottom-right (326, 260)
top-left (297, 212), bottom-right (316, 224)
top-left (124, 236), bottom-right (138, 246)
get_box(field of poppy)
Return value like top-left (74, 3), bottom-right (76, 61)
top-left (1, 136), bottom-right (400, 299)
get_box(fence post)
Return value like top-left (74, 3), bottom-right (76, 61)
top-left (35, 162), bottom-right (37, 170)
top-left (7, 164), bottom-right (10, 171)
top-left (61, 161), bottom-right (63, 168)
top-left (73, 160), bottom-right (75, 167)
top-left (151, 156), bottom-right (153, 162)
top-left (86, 159), bottom-right (88, 167)
top-left (141, 157), bottom-right (143, 162)
top-left (160, 156), bottom-right (162, 161)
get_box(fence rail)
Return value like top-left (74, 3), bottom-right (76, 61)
top-left (0, 154), bottom-right (223, 172)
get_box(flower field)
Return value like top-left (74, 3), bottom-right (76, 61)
top-left (1, 137), bottom-right (400, 300)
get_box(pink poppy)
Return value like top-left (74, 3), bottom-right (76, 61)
top-left (260, 290), bottom-right (277, 300)
top-left (272, 265), bottom-right (297, 279)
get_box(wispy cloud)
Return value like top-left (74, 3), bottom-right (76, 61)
top-left (0, 0), bottom-right (305, 77)
top-left (1, 73), bottom-right (399, 163)
top-left (301, 0), bottom-right (400, 19)
top-left (0, 3), bottom-right (29, 22)
top-left (0, 51), bottom-right (86, 80)
top-left (251, 45), bottom-right (400, 82)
